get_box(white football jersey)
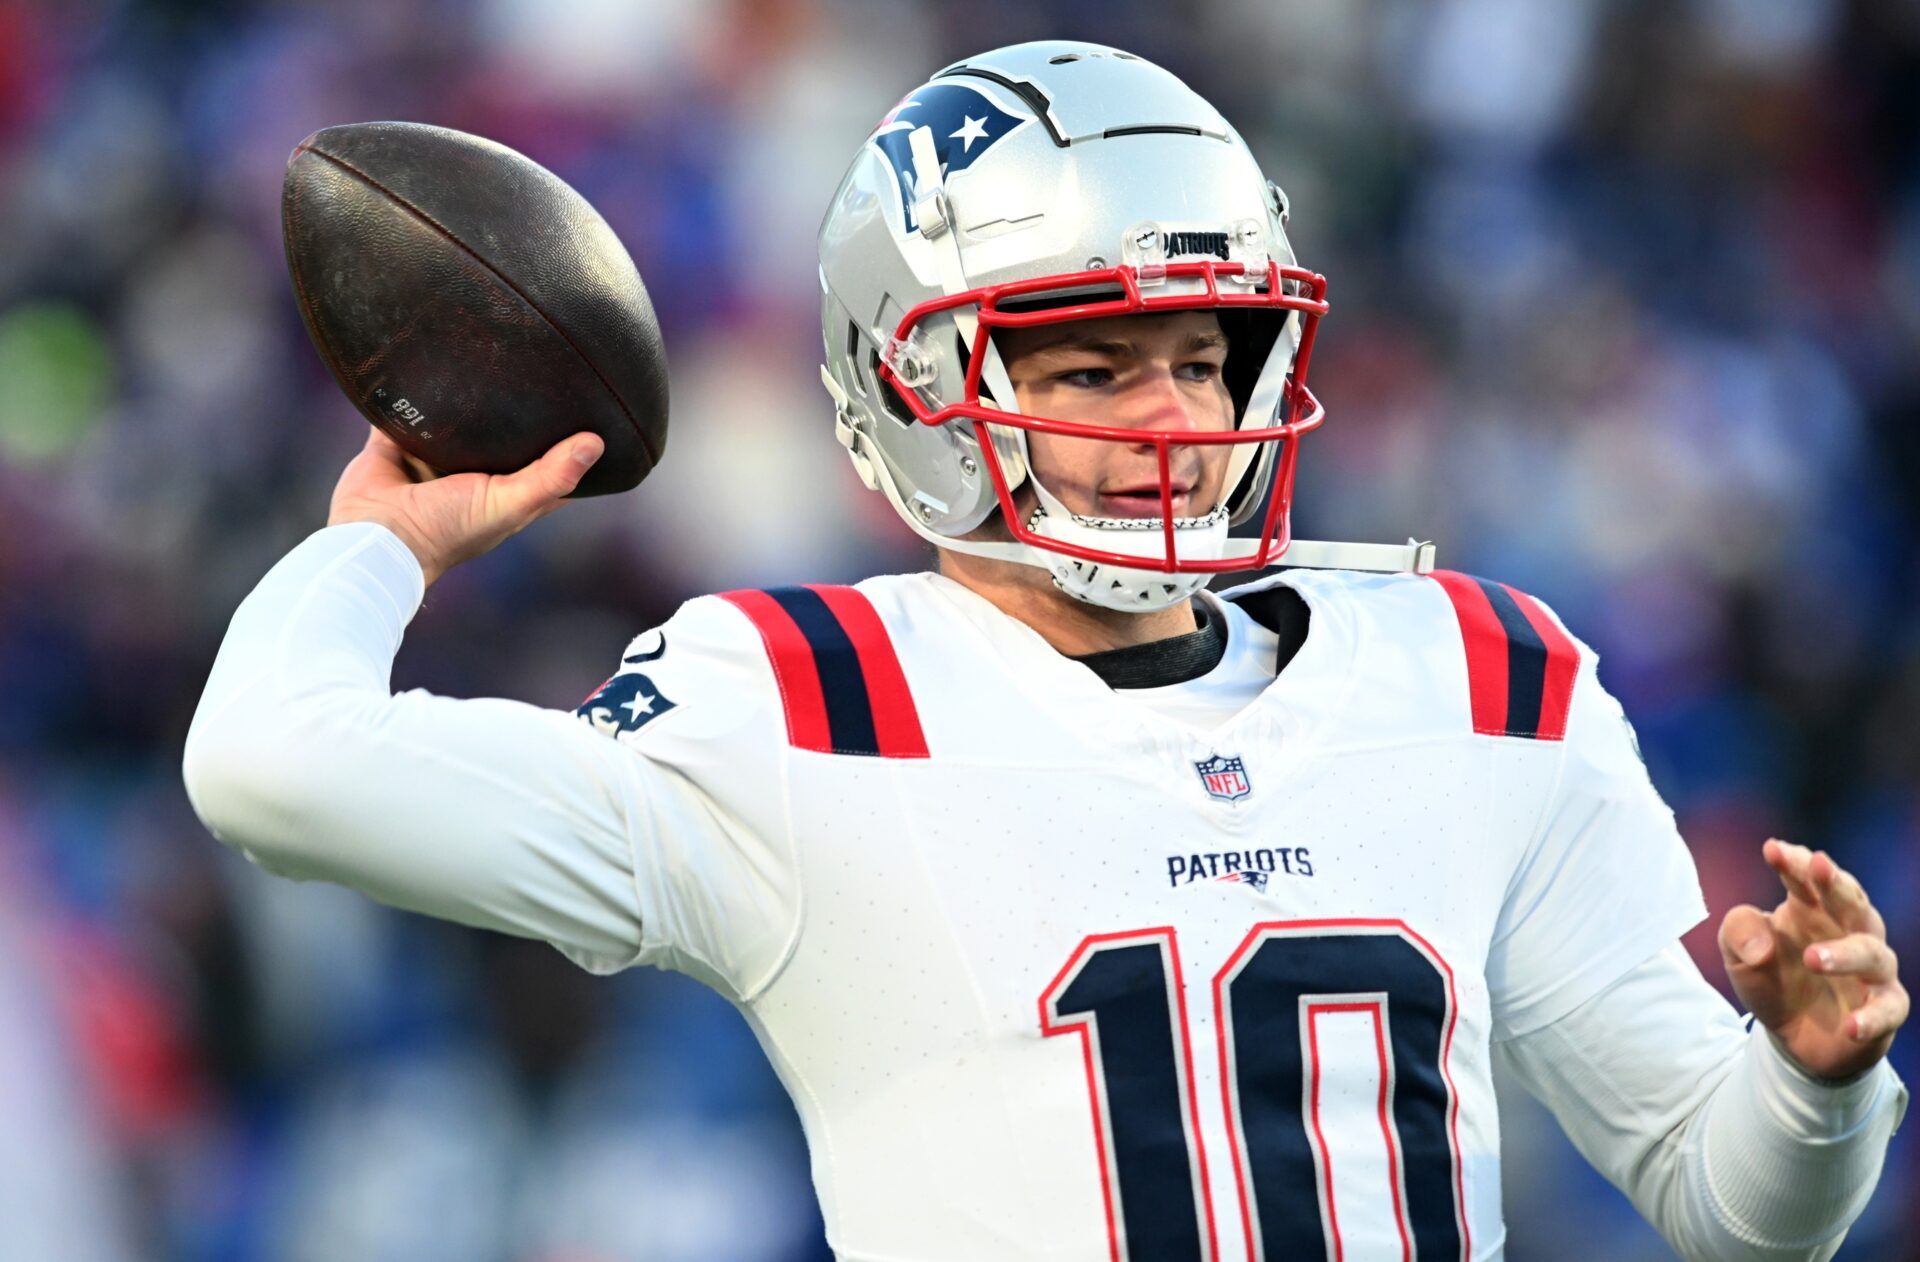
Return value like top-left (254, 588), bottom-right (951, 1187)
top-left (569, 565), bottom-right (1706, 1262)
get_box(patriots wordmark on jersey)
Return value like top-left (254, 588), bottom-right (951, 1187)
top-left (564, 562), bottom-right (1702, 1261)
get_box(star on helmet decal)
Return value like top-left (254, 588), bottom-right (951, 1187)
top-left (870, 81), bottom-right (1030, 233)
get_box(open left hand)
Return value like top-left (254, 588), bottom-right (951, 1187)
top-left (1718, 839), bottom-right (1907, 1080)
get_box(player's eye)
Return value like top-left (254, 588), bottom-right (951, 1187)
top-left (1058, 367), bottom-right (1114, 388)
top-left (1177, 360), bottom-right (1223, 382)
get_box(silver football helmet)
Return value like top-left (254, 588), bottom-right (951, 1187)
top-left (817, 41), bottom-right (1429, 611)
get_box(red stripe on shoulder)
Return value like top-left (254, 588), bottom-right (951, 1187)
top-left (806, 584), bottom-right (929, 759)
top-left (1504, 586), bottom-right (1580, 741)
top-left (718, 590), bottom-right (833, 754)
top-left (1428, 570), bottom-right (1510, 738)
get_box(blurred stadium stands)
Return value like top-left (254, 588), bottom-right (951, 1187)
top-left (0, 0), bottom-right (1915, 1257)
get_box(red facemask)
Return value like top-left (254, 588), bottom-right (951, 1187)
top-left (875, 258), bottom-right (1329, 575)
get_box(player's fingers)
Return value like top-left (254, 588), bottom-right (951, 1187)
top-left (350, 426), bottom-right (444, 483)
top-left (1808, 852), bottom-right (1883, 936)
top-left (492, 432), bottom-right (603, 521)
top-left (363, 425), bottom-right (406, 459)
top-left (1805, 933), bottom-right (1899, 984)
top-left (1764, 838), bottom-right (1820, 907)
top-left (1719, 903), bottom-right (1777, 970)
top-left (334, 426), bottom-right (414, 494)
top-left (1849, 983), bottom-right (1910, 1044)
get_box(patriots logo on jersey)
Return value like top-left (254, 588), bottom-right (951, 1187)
top-left (871, 81), bottom-right (1030, 232)
top-left (1166, 847), bottom-right (1312, 886)
top-left (575, 672), bottom-right (676, 737)
top-left (1194, 753), bottom-right (1251, 801)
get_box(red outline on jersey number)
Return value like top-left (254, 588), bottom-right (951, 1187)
top-left (1039, 927), bottom-right (1220, 1262)
top-left (1212, 918), bottom-right (1467, 1262)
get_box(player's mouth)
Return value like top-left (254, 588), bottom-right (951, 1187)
top-left (1098, 479), bottom-right (1197, 518)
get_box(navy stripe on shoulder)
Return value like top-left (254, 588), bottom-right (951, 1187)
top-left (1473, 577), bottom-right (1549, 739)
top-left (763, 586), bottom-right (881, 757)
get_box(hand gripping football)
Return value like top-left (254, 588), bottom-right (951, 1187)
top-left (282, 121), bottom-right (668, 497)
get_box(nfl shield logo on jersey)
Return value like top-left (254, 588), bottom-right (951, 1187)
top-left (1194, 754), bottom-right (1251, 801)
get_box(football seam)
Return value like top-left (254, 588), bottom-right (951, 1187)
top-left (294, 142), bottom-right (661, 469)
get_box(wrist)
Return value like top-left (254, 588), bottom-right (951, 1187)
top-left (305, 520), bottom-right (431, 624)
top-left (326, 508), bottom-right (442, 588)
top-left (1763, 1025), bottom-right (1871, 1088)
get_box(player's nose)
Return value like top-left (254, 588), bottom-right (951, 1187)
top-left (1118, 369), bottom-right (1212, 448)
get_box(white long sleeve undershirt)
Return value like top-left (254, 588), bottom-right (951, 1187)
top-left (184, 522), bottom-right (1908, 1258)
top-left (183, 521), bottom-right (655, 973)
top-left (1497, 942), bottom-right (1906, 1261)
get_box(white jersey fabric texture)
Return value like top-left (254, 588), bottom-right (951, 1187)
top-left (184, 522), bottom-right (1905, 1262)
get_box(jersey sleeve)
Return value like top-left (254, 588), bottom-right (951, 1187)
top-left (1494, 943), bottom-right (1906, 1259)
top-left (183, 522), bottom-right (798, 996)
top-left (569, 592), bottom-right (800, 997)
top-left (1484, 627), bottom-right (1709, 1041)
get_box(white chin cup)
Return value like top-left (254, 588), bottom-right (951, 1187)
top-left (1026, 474), bottom-right (1230, 613)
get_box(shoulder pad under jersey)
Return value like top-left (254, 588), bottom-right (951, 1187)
top-left (1422, 570), bottom-right (1582, 741)
top-left (713, 584), bottom-right (929, 759)
top-left (1228, 567), bottom-right (1587, 743)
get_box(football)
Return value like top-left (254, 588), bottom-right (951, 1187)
top-left (281, 121), bottom-right (668, 497)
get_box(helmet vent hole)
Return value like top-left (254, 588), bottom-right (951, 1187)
top-left (1048, 53), bottom-right (1080, 64)
top-left (846, 322), bottom-right (867, 397)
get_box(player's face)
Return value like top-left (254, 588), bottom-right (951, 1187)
top-left (997, 311), bottom-right (1234, 520)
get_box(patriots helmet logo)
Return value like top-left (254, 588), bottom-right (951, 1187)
top-left (575, 671), bottom-right (676, 737)
top-left (871, 81), bottom-right (1030, 233)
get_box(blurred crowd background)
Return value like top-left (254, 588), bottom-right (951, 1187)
top-left (1, 0), bottom-right (1916, 1258)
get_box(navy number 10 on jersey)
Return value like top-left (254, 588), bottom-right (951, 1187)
top-left (1041, 919), bottom-right (1468, 1261)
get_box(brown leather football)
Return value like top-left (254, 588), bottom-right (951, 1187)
top-left (282, 121), bottom-right (667, 497)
